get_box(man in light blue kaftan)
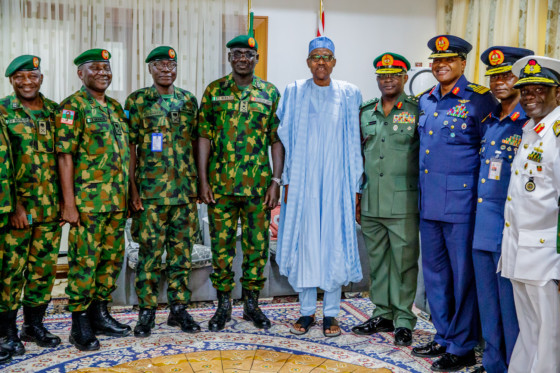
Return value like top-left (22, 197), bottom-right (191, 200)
top-left (276, 36), bottom-right (363, 337)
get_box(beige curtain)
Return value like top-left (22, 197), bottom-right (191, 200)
top-left (0, 0), bottom-right (246, 103)
top-left (437, 0), bottom-right (556, 84)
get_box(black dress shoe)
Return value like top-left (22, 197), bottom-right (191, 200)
top-left (351, 316), bottom-right (394, 335)
top-left (167, 304), bottom-right (200, 333)
top-left (394, 327), bottom-right (412, 346)
top-left (242, 289), bottom-right (271, 330)
top-left (412, 341), bottom-right (446, 358)
top-left (208, 291), bottom-right (232, 332)
top-left (20, 305), bottom-right (61, 348)
top-left (88, 300), bottom-right (132, 337)
top-left (134, 308), bottom-right (156, 338)
top-left (431, 351), bottom-right (476, 372)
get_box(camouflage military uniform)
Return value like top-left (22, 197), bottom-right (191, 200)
top-left (0, 93), bottom-right (61, 312)
top-left (198, 74), bottom-right (280, 292)
top-left (125, 86), bottom-right (199, 308)
top-left (0, 115), bottom-right (16, 277)
top-left (56, 87), bottom-right (129, 312)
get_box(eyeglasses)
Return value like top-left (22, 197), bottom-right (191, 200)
top-left (230, 51), bottom-right (257, 60)
top-left (308, 54), bottom-right (334, 62)
top-left (377, 73), bottom-right (405, 81)
top-left (152, 61), bottom-right (177, 71)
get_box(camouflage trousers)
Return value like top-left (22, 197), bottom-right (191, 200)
top-left (132, 200), bottom-right (198, 309)
top-left (208, 195), bottom-right (270, 292)
top-left (0, 221), bottom-right (61, 312)
top-left (0, 214), bottom-right (9, 289)
top-left (66, 212), bottom-right (126, 312)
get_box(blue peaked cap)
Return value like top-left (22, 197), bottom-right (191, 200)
top-left (309, 36), bottom-right (335, 55)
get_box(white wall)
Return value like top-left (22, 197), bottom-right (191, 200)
top-left (254, 0), bottom-right (437, 100)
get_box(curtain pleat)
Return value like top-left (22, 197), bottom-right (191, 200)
top-left (0, 0), bottom-right (246, 103)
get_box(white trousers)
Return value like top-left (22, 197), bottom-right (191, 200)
top-left (299, 287), bottom-right (341, 317)
top-left (509, 279), bottom-right (560, 373)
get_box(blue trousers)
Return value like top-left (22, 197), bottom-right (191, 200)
top-left (473, 250), bottom-right (519, 373)
top-left (419, 219), bottom-right (480, 356)
top-left (299, 287), bottom-right (341, 317)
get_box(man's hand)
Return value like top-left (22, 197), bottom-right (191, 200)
top-left (199, 180), bottom-right (215, 205)
top-left (61, 203), bottom-right (80, 227)
top-left (129, 189), bottom-right (144, 212)
top-left (283, 184), bottom-right (289, 204)
top-left (356, 196), bottom-right (362, 225)
top-left (264, 183), bottom-right (280, 209)
top-left (10, 202), bottom-right (30, 229)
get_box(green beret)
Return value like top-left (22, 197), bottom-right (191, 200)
top-left (373, 52), bottom-right (411, 74)
top-left (74, 49), bottom-right (111, 67)
top-left (145, 46), bottom-right (177, 63)
top-left (5, 55), bottom-right (41, 77)
top-left (226, 35), bottom-right (258, 51)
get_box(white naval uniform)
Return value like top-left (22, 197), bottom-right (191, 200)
top-left (500, 105), bottom-right (560, 373)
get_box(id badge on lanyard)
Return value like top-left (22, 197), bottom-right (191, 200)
top-left (488, 151), bottom-right (503, 181)
top-left (151, 133), bottom-right (163, 152)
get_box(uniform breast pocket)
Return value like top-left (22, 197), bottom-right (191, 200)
top-left (447, 117), bottom-right (475, 145)
top-left (34, 119), bottom-right (55, 153)
top-left (248, 102), bottom-right (270, 133)
top-left (389, 129), bottom-right (416, 151)
top-left (361, 125), bottom-right (376, 152)
top-left (85, 122), bottom-right (112, 156)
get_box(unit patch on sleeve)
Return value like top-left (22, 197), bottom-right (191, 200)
top-left (60, 109), bottom-right (75, 125)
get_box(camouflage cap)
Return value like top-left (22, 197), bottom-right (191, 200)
top-left (373, 52), bottom-right (410, 74)
top-left (145, 46), bottom-right (177, 63)
top-left (5, 55), bottom-right (41, 77)
top-left (74, 48), bottom-right (111, 67)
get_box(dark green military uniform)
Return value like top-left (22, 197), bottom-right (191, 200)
top-left (360, 91), bottom-right (420, 330)
top-left (0, 93), bottom-right (61, 312)
top-left (56, 86), bottom-right (129, 312)
top-left (198, 74), bottom-right (280, 292)
top-left (126, 85), bottom-right (199, 308)
top-left (0, 115), bottom-right (16, 279)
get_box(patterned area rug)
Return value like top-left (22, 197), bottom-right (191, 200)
top-left (1, 298), bottom-right (480, 373)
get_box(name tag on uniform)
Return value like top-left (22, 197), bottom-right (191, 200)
top-left (38, 121), bottom-right (47, 135)
top-left (151, 133), bottom-right (163, 152)
top-left (488, 156), bottom-right (503, 180)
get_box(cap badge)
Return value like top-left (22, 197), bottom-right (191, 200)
top-left (489, 50), bottom-right (504, 65)
top-left (524, 59), bottom-right (541, 75)
top-left (436, 36), bottom-right (450, 51)
top-left (248, 37), bottom-right (256, 48)
top-left (382, 54), bottom-right (394, 66)
top-left (32, 57), bottom-right (39, 68)
top-left (168, 49), bottom-right (176, 58)
top-left (101, 50), bottom-right (109, 60)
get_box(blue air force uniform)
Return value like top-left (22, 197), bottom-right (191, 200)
top-left (472, 46), bottom-right (534, 373)
top-left (417, 36), bottom-right (497, 358)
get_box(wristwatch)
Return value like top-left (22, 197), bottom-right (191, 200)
top-left (271, 177), bottom-right (282, 186)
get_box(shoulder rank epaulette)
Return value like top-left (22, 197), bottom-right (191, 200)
top-left (467, 83), bottom-right (490, 95)
top-left (406, 95), bottom-right (419, 104)
top-left (360, 98), bottom-right (379, 110)
top-left (416, 85), bottom-right (435, 98)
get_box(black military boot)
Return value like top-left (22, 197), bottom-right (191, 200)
top-left (167, 304), bottom-right (201, 333)
top-left (134, 308), bottom-right (156, 338)
top-left (20, 305), bottom-right (61, 348)
top-left (242, 289), bottom-right (271, 329)
top-left (0, 346), bottom-right (11, 365)
top-left (208, 291), bottom-right (232, 331)
top-left (88, 300), bottom-right (132, 337)
top-left (69, 311), bottom-right (99, 351)
top-left (0, 310), bottom-right (25, 356)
